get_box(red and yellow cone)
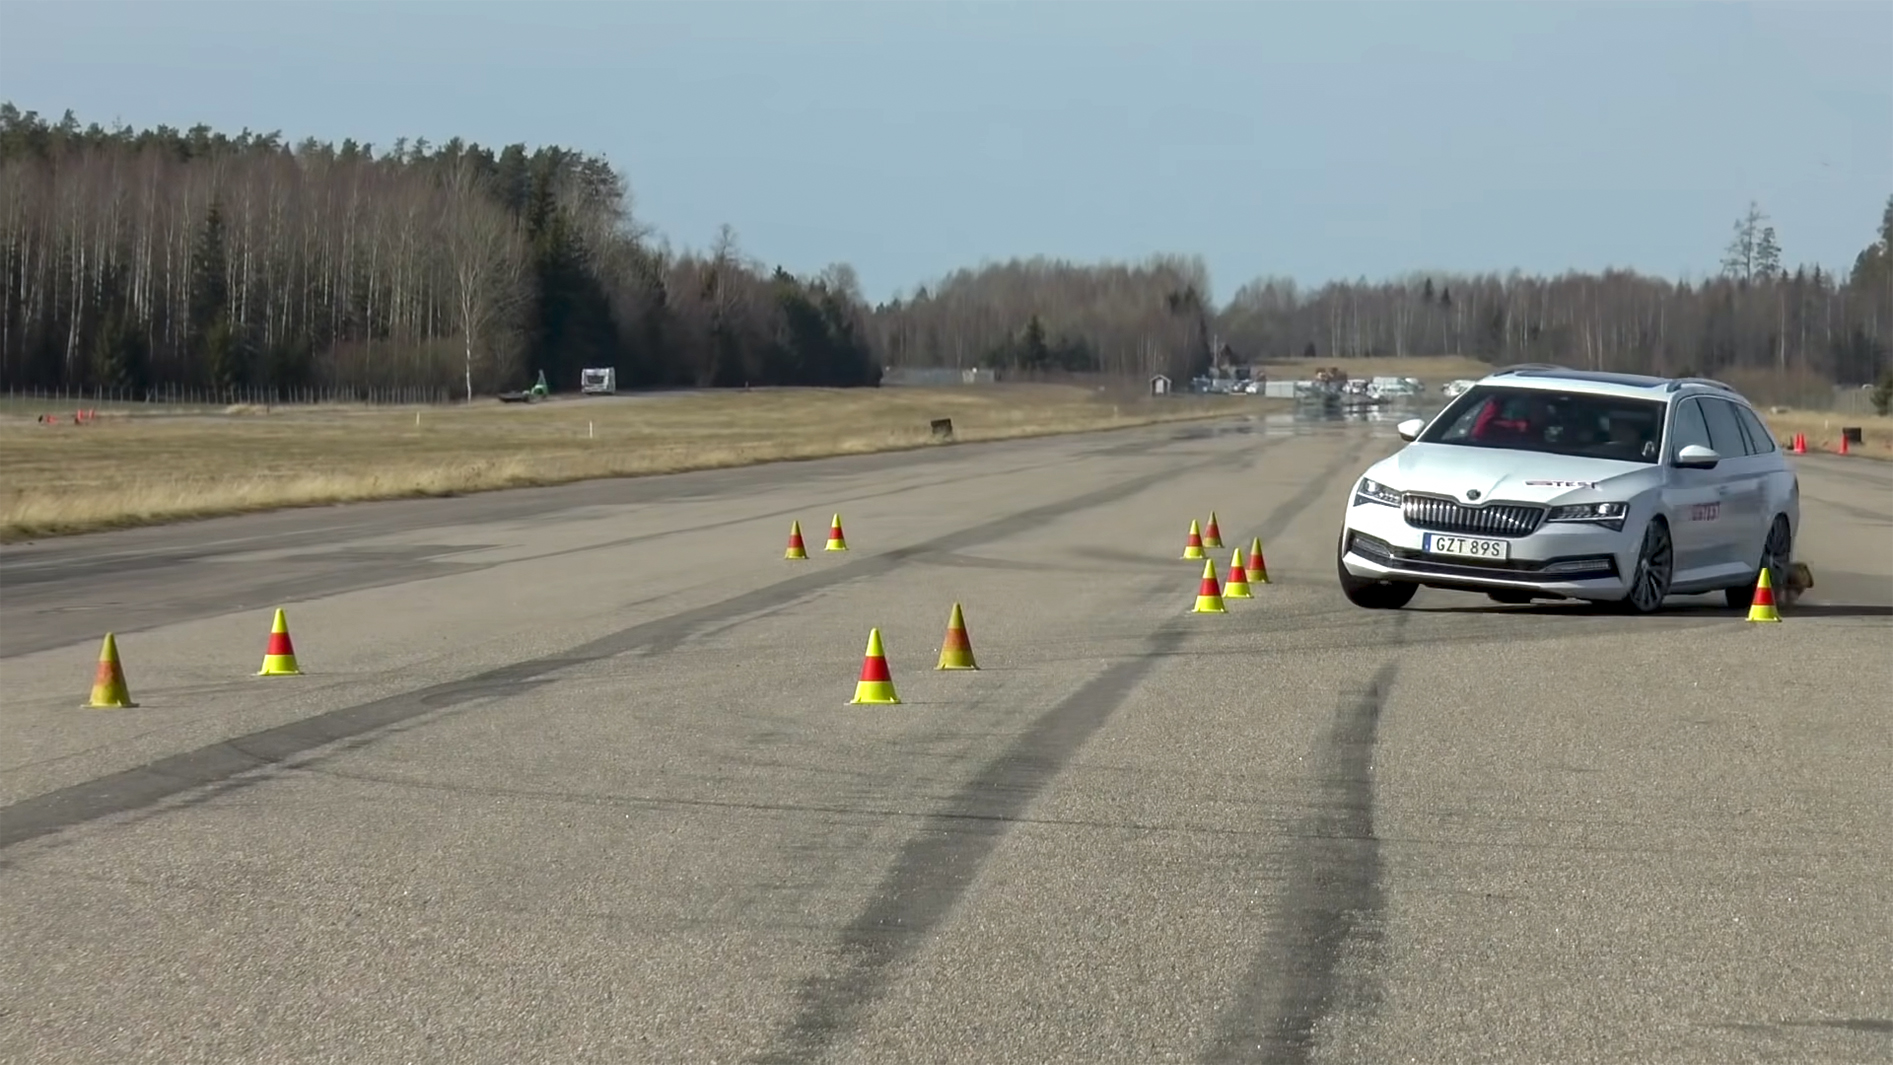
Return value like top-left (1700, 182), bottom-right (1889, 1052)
top-left (825, 513), bottom-right (849, 552)
top-left (1223, 548), bottom-right (1253, 598)
top-left (257, 608), bottom-right (303, 675)
top-left (1193, 558), bottom-right (1227, 613)
top-left (1181, 519), bottom-right (1206, 560)
top-left (935, 602), bottom-right (979, 670)
top-left (85, 632), bottom-right (138, 708)
top-left (850, 628), bottom-right (900, 703)
top-left (1203, 511), bottom-right (1224, 548)
top-left (1246, 536), bottom-right (1270, 584)
top-left (1745, 567), bottom-right (1782, 623)
top-left (785, 520), bottom-right (809, 559)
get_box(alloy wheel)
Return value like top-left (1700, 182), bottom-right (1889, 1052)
top-left (1625, 519), bottom-right (1673, 614)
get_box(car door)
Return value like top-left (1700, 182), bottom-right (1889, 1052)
top-left (1696, 396), bottom-right (1762, 579)
top-left (1661, 397), bottom-right (1726, 582)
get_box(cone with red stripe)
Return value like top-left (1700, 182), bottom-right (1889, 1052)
top-left (785, 520), bottom-right (809, 559)
top-left (1246, 536), bottom-right (1270, 584)
top-left (1192, 558), bottom-right (1227, 613)
top-left (1181, 519), bottom-right (1206, 560)
top-left (935, 602), bottom-right (979, 670)
top-left (850, 627), bottom-right (900, 703)
top-left (85, 632), bottom-right (138, 708)
top-left (825, 513), bottom-right (849, 552)
top-left (1203, 511), bottom-right (1224, 548)
top-left (1223, 548), bottom-right (1253, 598)
top-left (1745, 567), bottom-right (1781, 623)
top-left (257, 608), bottom-right (303, 675)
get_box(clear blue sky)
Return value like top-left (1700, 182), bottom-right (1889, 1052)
top-left (2, 1), bottom-right (1888, 305)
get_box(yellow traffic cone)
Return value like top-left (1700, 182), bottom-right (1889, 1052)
top-left (1192, 559), bottom-right (1227, 613)
top-left (1203, 511), bottom-right (1224, 548)
top-left (935, 602), bottom-right (979, 670)
top-left (1745, 567), bottom-right (1782, 623)
top-left (1181, 519), bottom-right (1206, 560)
top-left (1246, 537), bottom-right (1270, 584)
top-left (785, 520), bottom-right (809, 560)
top-left (1223, 548), bottom-right (1253, 598)
top-left (257, 608), bottom-right (303, 675)
top-left (850, 628), bottom-right (900, 703)
top-left (825, 513), bottom-right (849, 552)
top-left (85, 632), bottom-right (138, 708)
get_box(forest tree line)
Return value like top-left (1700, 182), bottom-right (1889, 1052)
top-left (3, 104), bottom-right (1889, 401)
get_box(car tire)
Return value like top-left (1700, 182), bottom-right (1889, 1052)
top-left (1337, 542), bottom-right (1418, 609)
top-left (1725, 514), bottom-right (1792, 611)
top-left (1615, 517), bottom-right (1674, 615)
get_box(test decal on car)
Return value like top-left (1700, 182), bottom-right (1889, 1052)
top-left (1335, 367), bottom-right (1801, 615)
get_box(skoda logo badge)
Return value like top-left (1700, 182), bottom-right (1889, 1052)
top-left (1466, 489), bottom-right (1482, 501)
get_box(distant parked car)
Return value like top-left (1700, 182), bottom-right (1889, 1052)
top-left (1336, 367), bottom-right (1801, 614)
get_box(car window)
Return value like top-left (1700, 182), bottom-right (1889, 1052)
top-left (1732, 403), bottom-right (1777, 454)
top-left (1669, 398), bottom-right (1712, 457)
top-left (1699, 397), bottom-right (1749, 458)
top-left (1421, 385), bottom-right (1665, 463)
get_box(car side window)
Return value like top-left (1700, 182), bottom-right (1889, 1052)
top-left (1699, 397), bottom-right (1749, 458)
top-left (1732, 403), bottom-right (1777, 453)
top-left (1669, 398), bottom-right (1711, 458)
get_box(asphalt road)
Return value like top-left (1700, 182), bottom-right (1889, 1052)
top-left (2, 418), bottom-right (1889, 1065)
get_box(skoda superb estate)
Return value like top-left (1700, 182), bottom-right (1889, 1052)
top-left (1336, 366), bottom-right (1800, 614)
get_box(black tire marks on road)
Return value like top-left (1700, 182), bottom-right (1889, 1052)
top-left (0, 437), bottom-right (1268, 851)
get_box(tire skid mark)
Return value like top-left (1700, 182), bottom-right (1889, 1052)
top-left (0, 437), bottom-right (1271, 851)
top-left (747, 440), bottom-right (1368, 1065)
top-left (1204, 653), bottom-right (1403, 1065)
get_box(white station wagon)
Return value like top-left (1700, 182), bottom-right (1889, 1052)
top-left (1336, 366), bottom-right (1801, 614)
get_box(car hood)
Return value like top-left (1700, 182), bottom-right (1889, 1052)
top-left (1370, 444), bottom-right (1656, 505)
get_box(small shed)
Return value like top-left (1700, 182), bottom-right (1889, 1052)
top-left (1150, 374), bottom-right (1172, 395)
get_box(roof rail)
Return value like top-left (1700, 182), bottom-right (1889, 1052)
top-left (1488, 363), bottom-right (1571, 377)
top-left (1665, 376), bottom-right (1738, 394)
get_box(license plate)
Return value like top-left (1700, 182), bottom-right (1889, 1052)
top-left (1423, 533), bottom-right (1510, 560)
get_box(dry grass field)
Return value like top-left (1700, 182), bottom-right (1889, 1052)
top-left (1255, 355), bottom-right (1496, 380)
top-left (0, 384), bottom-right (1260, 542)
top-left (1761, 409), bottom-right (1893, 459)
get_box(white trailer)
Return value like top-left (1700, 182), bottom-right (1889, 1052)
top-left (580, 367), bottom-right (617, 394)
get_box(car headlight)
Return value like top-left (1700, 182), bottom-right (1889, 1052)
top-left (1546, 501), bottom-right (1628, 531)
top-left (1354, 478), bottom-right (1402, 507)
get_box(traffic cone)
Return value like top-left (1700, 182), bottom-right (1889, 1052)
top-left (257, 608), bottom-right (302, 675)
top-left (1192, 558), bottom-right (1227, 613)
top-left (935, 602), bottom-right (979, 670)
top-left (1203, 511), bottom-right (1224, 548)
top-left (785, 520), bottom-right (809, 560)
top-left (1792, 432), bottom-right (1806, 454)
top-left (850, 628), bottom-right (900, 703)
top-left (1181, 519), bottom-right (1206, 560)
top-left (1223, 548), bottom-right (1253, 598)
top-left (1838, 435), bottom-right (1850, 456)
top-left (825, 513), bottom-right (849, 552)
top-left (1246, 536), bottom-right (1270, 584)
top-left (84, 633), bottom-right (138, 708)
top-left (1745, 567), bottom-right (1782, 623)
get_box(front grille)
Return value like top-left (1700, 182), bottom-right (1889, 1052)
top-left (1400, 494), bottom-right (1545, 536)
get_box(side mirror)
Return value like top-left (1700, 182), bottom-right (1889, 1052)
top-left (1673, 444), bottom-right (1720, 469)
top-left (1396, 418), bottom-right (1426, 442)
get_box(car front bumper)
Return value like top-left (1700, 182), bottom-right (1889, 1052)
top-left (1339, 501), bottom-right (1638, 600)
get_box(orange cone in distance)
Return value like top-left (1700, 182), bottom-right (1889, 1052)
top-left (850, 628), bottom-right (900, 703)
top-left (785, 520), bottom-right (809, 559)
top-left (1838, 435), bottom-right (1850, 456)
top-left (1203, 511), bottom-right (1224, 548)
top-left (1247, 536), bottom-right (1270, 584)
top-left (257, 608), bottom-right (303, 675)
top-left (85, 632), bottom-right (138, 708)
top-left (825, 513), bottom-right (849, 552)
top-left (1182, 519), bottom-right (1206, 560)
top-left (936, 602), bottom-right (979, 670)
top-left (1193, 558), bottom-right (1227, 613)
top-left (1745, 567), bottom-right (1782, 623)
top-left (1223, 548), bottom-right (1253, 598)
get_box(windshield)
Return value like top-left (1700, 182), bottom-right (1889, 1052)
top-left (1419, 385), bottom-right (1667, 463)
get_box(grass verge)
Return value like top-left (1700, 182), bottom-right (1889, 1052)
top-left (1761, 410), bottom-right (1893, 461)
top-left (1, 384), bottom-right (1266, 543)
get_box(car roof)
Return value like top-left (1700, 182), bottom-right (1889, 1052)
top-left (1474, 365), bottom-right (1752, 405)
